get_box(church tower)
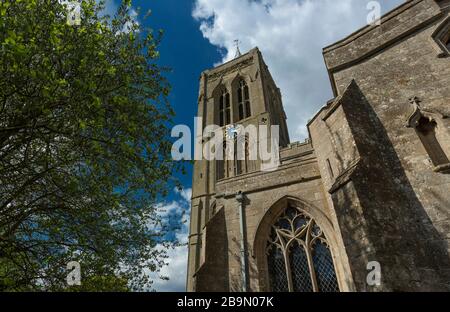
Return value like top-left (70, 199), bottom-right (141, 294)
top-left (186, 47), bottom-right (290, 291)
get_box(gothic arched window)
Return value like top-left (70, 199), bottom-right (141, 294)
top-left (266, 206), bottom-right (339, 292)
top-left (234, 134), bottom-right (250, 176)
top-left (219, 89), bottom-right (231, 127)
top-left (416, 116), bottom-right (449, 167)
top-left (237, 80), bottom-right (251, 120)
top-left (406, 98), bottom-right (450, 173)
top-left (244, 135), bottom-right (250, 173)
top-left (432, 17), bottom-right (450, 57)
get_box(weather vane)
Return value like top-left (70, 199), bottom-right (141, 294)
top-left (234, 39), bottom-right (242, 58)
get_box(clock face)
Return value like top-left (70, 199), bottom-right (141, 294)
top-left (225, 124), bottom-right (239, 139)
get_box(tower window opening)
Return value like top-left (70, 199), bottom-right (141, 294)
top-left (216, 141), bottom-right (229, 180)
top-left (234, 137), bottom-right (241, 176)
top-left (237, 79), bottom-right (251, 121)
top-left (244, 136), bottom-right (249, 173)
top-left (234, 135), bottom-right (250, 176)
top-left (219, 89), bottom-right (231, 126)
top-left (239, 104), bottom-right (244, 121)
top-left (219, 96), bottom-right (224, 126)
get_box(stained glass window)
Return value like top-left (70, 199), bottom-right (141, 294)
top-left (267, 245), bottom-right (289, 292)
top-left (313, 242), bottom-right (340, 292)
top-left (290, 242), bottom-right (313, 292)
top-left (266, 206), bottom-right (339, 292)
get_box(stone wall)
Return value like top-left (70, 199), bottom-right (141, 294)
top-left (215, 168), bottom-right (330, 291)
top-left (313, 0), bottom-right (450, 290)
top-left (188, 0), bottom-right (450, 292)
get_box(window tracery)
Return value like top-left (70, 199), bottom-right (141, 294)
top-left (266, 206), bottom-right (339, 292)
top-left (219, 89), bottom-right (231, 126)
top-left (237, 79), bottom-right (251, 120)
top-left (432, 17), bottom-right (450, 57)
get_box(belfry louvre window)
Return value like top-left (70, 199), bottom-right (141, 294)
top-left (219, 89), bottom-right (231, 126)
top-left (266, 206), bottom-right (339, 292)
top-left (237, 79), bottom-right (251, 120)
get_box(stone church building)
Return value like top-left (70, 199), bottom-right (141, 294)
top-left (187, 0), bottom-right (450, 292)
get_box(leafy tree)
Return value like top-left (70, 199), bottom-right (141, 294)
top-left (0, 0), bottom-right (184, 291)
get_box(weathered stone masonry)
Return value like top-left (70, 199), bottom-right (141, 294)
top-left (187, 0), bottom-right (450, 292)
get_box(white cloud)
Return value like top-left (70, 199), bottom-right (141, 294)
top-left (155, 200), bottom-right (183, 218)
top-left (150, 238), bottom-right (188, 292)
top-left (102, 0), bottom-right (119, 17)
top-left (121, 8), bottom-right (139, 33)
top-left (155, 187), bottom-right (191, 217)
top-left (193, 0), bottom-right (404, 140)
top-left (98, 0), bottom-right (139, 33)
top-left (174, 187), bottom-right (192, 203)
top-left (150, 187), bottom-right (191, 291)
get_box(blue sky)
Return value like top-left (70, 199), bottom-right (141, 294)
top-left (102, 0), bottom-right (405, 291)
top-left (132, 0), bottom-right (222, 190)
